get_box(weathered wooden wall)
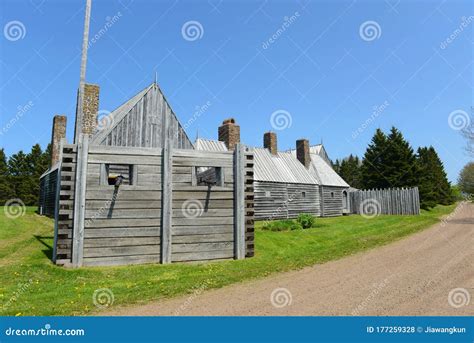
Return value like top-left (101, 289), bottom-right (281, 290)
top-left (38, 168), bottom-right (58, 217)
top-left (171, 150), bottom-right (235, 262)
top-left (320, 186), bottom-right (346, 217)
top-left (350, 187), bottom-right (420, 215)
top-left (92, 85), bottom-right (193, 150)
top-left (254, 181), bottom-right (320, 220)
top-left (53, 144), bottom-right (254, 267)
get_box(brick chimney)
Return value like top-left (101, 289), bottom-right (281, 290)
top-left (218, 118), bottom-right (240, 151)
top-left (81, 83), bottom-right (100, 135)
top-left (264, 132), bottom-right (277, 155)
top-left (50, 115), bottom-right (67, 166)
top-left (296, 139), bottom-right (311, 168)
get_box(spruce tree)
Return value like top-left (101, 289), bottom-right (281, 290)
top-left (360, 128), bottom-right (390, 189)
top-left (339, 155), bottom-right (362, 189)
top-left (384, 127), bottom-right (420, 188)
top-left (417, 146), bottom-right (454, 208)
top-left (0, 149), bottom-right (14, 204)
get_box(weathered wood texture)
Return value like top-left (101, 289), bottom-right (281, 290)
top-left (350, 187), bottom-right (420, 215)
top-left (171, 149), bottom-right (235, 262)
top-left (320, 185), bottom-right (345, 217)
top-left (93, 85), bottom-right (193, 150)
top-left (244, 149), bottom-right (255, 257)
top-left (254, 181), bottom-right (320, 220)
top-left (53, 145), bottom-right (255, 267)
top-left (38, 168), bottom-right (58, 217)
top-left (54, 144), bottom-right (77, 263)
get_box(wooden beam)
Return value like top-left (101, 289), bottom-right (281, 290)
top-left (72, 134), bottom-right (89, 267)
top-left (52, 138), bottom-right (65, 263)
top-left (234, 143), bottom-right (245, 259)
top-left (160, 99), bottom-right (173, 264)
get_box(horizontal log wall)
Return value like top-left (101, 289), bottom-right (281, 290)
top-left (171, 150), bottom-right (235, 262)
top-left (82, 146), bottom-right (163, 267)
top-left (53, 145), bottom-right (254, 266)
top-left (254, 181), bottom-right (320, 220)
top-left (350, 187), bottom-right (420, 215)
top-left (320, 186), bottom-right (345, 217)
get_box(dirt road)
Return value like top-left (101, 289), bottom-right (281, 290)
top-left (106, 202), bottom-right (474, 316)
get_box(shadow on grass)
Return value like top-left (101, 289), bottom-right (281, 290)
top-left (34, 235), bottom-right (53, 261)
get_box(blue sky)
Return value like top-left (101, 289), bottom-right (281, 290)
top-left (0, 0), bottom-right (472, 182)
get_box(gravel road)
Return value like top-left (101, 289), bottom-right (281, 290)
top-left (105, 202), bottom-right (473, 316)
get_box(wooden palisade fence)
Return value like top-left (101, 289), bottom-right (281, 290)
top-left (350, 187), bottom-right (420, 216)
top-left (51, 143), bottom-right (254, 267)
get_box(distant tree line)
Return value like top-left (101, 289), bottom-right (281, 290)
top-left (333, 127), bottom-right (456, 210)
top-left (0, 144), bottom-right (51, 206)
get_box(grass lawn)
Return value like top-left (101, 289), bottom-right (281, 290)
top-left (0, 204), bottom-right (456, 316)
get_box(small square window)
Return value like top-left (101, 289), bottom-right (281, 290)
top-left (194, 167), bottom-right (223, 186)
top-left (330, 191), bottom-right (334, 198)
top-left (103, 164), bottom-right (134, 186)
top-left (302, 191), bottom-right (306, 198)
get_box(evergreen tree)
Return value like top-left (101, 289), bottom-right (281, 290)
top-left (339, 154), bottom-right (362, 189)
top-left (0, 149), bottom-right (14, 204)
top-left (384, 127), bottom-right (420, 188)
top-left (332, 159), bottom-right (341, 174)
top-left (360, 128), bottom-right (390, 189)
top-left (417, 146), bottom-right (453, 207)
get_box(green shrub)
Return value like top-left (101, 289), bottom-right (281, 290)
top-left (296, 213), bottom-right (316, 229)
top-left (261, 219), bottom-right (302, 232)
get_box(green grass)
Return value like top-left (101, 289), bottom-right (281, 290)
top-left (0, 204), bottom-right (456, 316)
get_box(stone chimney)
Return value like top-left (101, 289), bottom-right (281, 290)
top-left (296, 139), bottom-right (311, 168)
top-left (50, 115), bottom-right (67, 166)
top-left (218, 118), bottom-right (240, 151)
top-left (81, 83), bottom-right (100, 135)
top-left (264, 132), bottom-right (277, 155)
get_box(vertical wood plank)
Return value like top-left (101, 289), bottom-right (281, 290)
top-left (234, 143), bottom-right (245, 259)
top-left (160, 97), bottom-right (172, 264)
top-left (72, 134), bottom-right (89, 267)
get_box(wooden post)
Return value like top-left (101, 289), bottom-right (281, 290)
top-left (160, 100), bottom-right (173, 264)
top-left (72, 134), bottom-right (89, 267)
top-left (234, 143), bottom-right (245, 259)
